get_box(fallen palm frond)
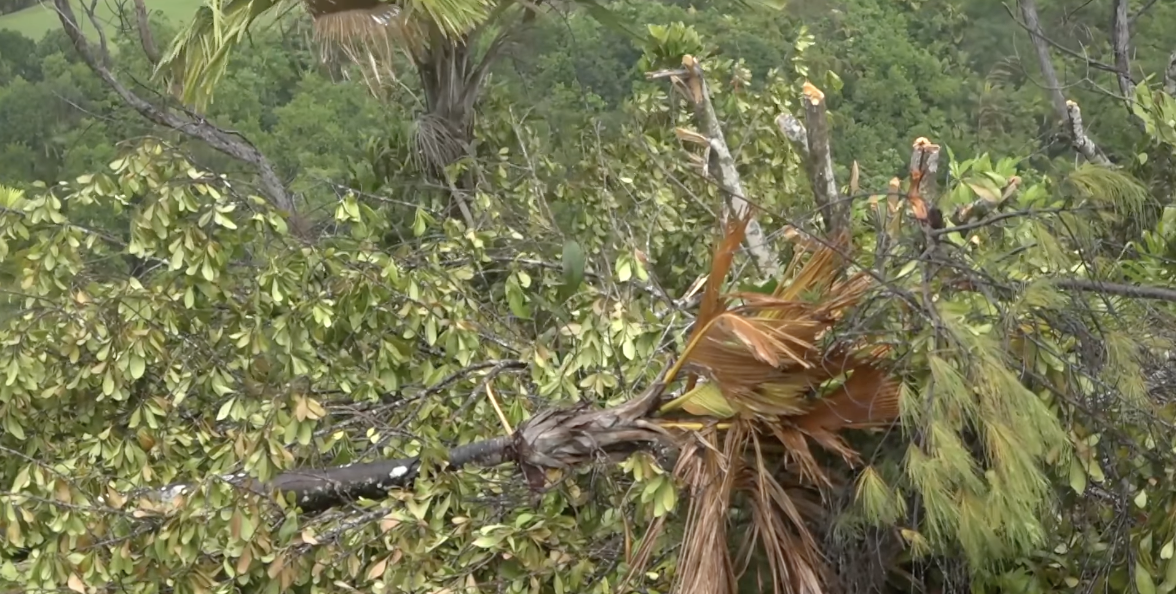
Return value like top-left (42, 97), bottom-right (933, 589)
top-left (639, 216), bottom-right (901, 594)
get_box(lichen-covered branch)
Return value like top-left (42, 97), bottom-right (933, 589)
top-left (647, 58), bottom-right (779, 276)
top-left (1066, 101), bottom-right (1112, 166)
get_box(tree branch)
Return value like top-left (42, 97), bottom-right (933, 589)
top-left (1053, 279), bottom-right (1176, 303)
top-left (1110, 0), bottom-right (1136, 102)
top-left (261, 437), bottom-right (513, 513)
top-left (800, 83), bottom-right (849, 237)
top-left (1065, 100), bottom-right (1112, 166)
top-left (1016, 0), bottom-right (1072, 121)
top-left (140, 365), bottom-right (674, 513)
top-left (50, 0), bottom-right (306, 235)
top-left (1006, 1), bottom-right (1122, 78)
top-left (647, 57), bottom-right (780, 277)
top-left (1165, 50), bottom-right (1176, 97)
top-left (130, 0), bottom-right (161, 65)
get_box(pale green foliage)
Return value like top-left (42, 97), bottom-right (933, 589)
top-left (0, 139), bottom-right (685, 594)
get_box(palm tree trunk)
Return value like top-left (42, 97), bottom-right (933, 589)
top-left (413, 28), bottom-right (513, 225)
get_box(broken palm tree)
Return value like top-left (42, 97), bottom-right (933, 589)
top-left (617, 214), bottom-right (901, 594)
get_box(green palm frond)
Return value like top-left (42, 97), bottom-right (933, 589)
top-left (401, 0), bottom-right (493, 39)
top-left (157, 0), bottom-right (295, 109)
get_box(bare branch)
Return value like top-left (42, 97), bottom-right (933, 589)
top-left (131, 0), bottom-right (161, 65)
top-left (1110, 0), bottom-right (1136, 102)
top-left (1053, 279), bottom-right (1176, 303)
top-left (1005, 1), bottom-right (1121, 77)
top-left (1165, 50), bottom-right (1176, 96)
top-left (50, 0), bottom-right (307, 235)
top-left (647, 57), bottom-right (779, 276)
top-left (799, 83), bottom-right (850, 237)
top-left (1130, 0), bottom-right (1160, 25)
top-left (1016, 0), bottom-right (1071, 120)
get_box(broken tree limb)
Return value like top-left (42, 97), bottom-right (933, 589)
top-left (906, 138), bottom-right (942, 229)
top-left (1014, 0), bottom-right (1119, 162)
top-left (139, 365), bottom-right (675, 514)
top-left (1066, 100), bottom-right (1112, 166)
top-left (774, 86), bottom-right (849, 238)
top-left (800, 83), bottom-right (850, 237)
top-left (775, 112), bottom-right (808, 154)
top-left (647, 58), bottom-right (779, 277)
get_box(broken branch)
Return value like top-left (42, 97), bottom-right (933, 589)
top-left (799, 82), bottom-right (850, 237)
top-left (650, 56), bottom-right (779, 276)
top-left (1066, 100), bottom-right (1112, 166)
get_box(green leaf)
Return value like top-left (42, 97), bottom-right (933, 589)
top-left (129, 355), bottom-right (146, 380)
top-left (561, 240), bottom-right (586, 296)
top-left (1138, 562), bottom-right (1157, 594)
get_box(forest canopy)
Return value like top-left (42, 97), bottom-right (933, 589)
top-left (1, 0), bottom-right (1176, 593)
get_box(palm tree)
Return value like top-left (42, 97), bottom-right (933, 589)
top-left (156, 0), bottom-right (643, 181)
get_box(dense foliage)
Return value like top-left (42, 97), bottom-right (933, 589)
top-left (1, 0), bottom-right (1176, 593)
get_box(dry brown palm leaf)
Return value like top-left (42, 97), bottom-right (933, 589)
top-left (310, 1), bottom-right (421, 96)
top-left (670, 211), bottom-right (753, 392)
top-left (770, 228), bottom-right (852, 305)
top-left (797, 364), bottom-right (902, 433)
top-left (734, 423), bottom-right (828, 594)
top-left (672, 426), bottom-right (741, 594)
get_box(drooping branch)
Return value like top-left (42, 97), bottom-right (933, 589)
top-left (647, 57), bottom-right (779, 276)
top-left (50, 0), bottom-right (305, 235)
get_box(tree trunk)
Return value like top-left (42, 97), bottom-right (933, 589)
top-left (412, 28), bottom-right (513, 226)
top-left (1018, 0), bottom-right (1068, 122)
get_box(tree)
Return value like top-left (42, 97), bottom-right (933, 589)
top-left (10, 2), bottom-right (1176, 591)
top-left (152, 0), bottom-right (776, 223)
top-left (7, 22), bottom-right (1176, 589)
